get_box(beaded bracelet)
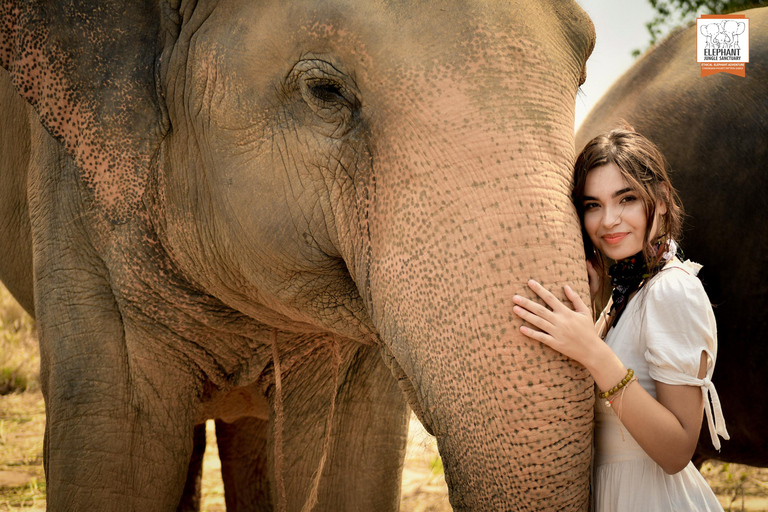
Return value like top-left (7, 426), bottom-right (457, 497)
top-left (598, 368), bottom-right (635, 399)
top-left (605, 376), bottom-right (637, 408)
top-left (608, 376), bottom-right (637, 441)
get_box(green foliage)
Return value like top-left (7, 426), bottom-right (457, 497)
top-left (429, 455), bottom-right (444, 475)
top-left (634, 0), bottom-right (768, 57)
top-left (0, 283), bottom-right (38, 395)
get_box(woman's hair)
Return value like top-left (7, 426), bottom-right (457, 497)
top-left (572, 126), bottom-right (684, 276)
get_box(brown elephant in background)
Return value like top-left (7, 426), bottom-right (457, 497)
top-left (578, 6), bottom-right (768, 470)
top-left (0, 0), bottom-right (596, 510)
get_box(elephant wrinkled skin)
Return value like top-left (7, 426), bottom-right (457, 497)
top-left (1, 1), bottom-right (596, 510)
top-left (578, 6), bottom-right (768, 470)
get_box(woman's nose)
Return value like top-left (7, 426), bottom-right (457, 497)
top-left (602, 206), bottom-right (622, 227)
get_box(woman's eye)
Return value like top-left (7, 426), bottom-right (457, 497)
top-left (584, 202), bottom-right (599, 211)
top-left (620, 195), bottom-right (637, 204)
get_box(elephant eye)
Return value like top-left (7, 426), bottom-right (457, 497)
top-left (308, 80), bottom-right (346, 104)
top-left (289, 59), bottom-right (361, 134)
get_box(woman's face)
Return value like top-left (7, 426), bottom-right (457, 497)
top-left (582, 162), bottom-right (666, 261)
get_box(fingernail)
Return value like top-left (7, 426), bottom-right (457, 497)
top-left (513, 295), bottom-right (521, 303)
top-left (520, 326), bottom-right (528, 333)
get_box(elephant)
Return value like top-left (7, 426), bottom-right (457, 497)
top-left (712, 30), bottom-right (731, 49)
top-left (700, 22), bottom-right (722, 49)
top-left (721, 19), bottom-right (747, 49)
top-left (0, 0), bottom-right (597, 510)
top-left (577, 6), bottom-right (768, 469)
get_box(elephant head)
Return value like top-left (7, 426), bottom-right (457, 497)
top-left (700, 22), bottom-right (721, 48)
top-left (713, 31), bottom-right (731, 48)
top-left (721, 19), bottom-right (746, 48)
top-left (1, 0), bottom-right (595, 510)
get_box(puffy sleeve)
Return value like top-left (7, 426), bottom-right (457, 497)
top-left (642, 262), bottom-right (730, 450)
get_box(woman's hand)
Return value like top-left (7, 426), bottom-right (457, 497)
top-left (513, 280), bottom-right (710, 475)
top-left (586, 260), bottom-right (601, 304)
top-left (512, 280), bottom-right (602, 367)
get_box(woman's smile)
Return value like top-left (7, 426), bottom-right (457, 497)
top-left (602, 232), bottom-right (629, 245)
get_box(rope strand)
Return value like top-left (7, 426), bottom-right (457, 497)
top-left (301, 336), bottom-right (341, 512)
top-left (272, 328), bottom-right (287, 512)
top-left (271, 331), bottom-right (343, 512)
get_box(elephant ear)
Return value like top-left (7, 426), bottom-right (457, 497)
top-left (0, 0), bottom-right (163, 223)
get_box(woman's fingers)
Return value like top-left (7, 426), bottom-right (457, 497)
top-left (526, 280), bottom-right (567, 312)
top-left (586, 260), bottom-right (601, 298)
top-left (512, 294), bottom-right (555, 321)
top-left (586, 260), bottom-right (597, 283)
top-left (513, 280), bottom-right (601, 364)
top-left (519, 325), bottom-right (555, 346)
top-left (527, 279), bottom-right (591, 316)
top-left (512, 302), bottom-right (555, 333)
top-left (514, 280), bottom-right (592, 337)
top-left (564, 285), bottom-right (591, 315)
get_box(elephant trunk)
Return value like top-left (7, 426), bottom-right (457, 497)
top-left (361, 100), bottom-right (593, 510)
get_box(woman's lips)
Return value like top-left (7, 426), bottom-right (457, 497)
top-left (602, 233), bottom-right (628, 245)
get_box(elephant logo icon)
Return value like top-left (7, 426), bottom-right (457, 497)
top-left (700, 20), bottom-right (745, 50)
top-left (700, 22), bottom-right (723, 49)
top-left (721, 19), bottom-right (746, 50)
top-left (697, 16), bottom-right (749, 62)
top-left (696, 15), bottom-right (749, 77)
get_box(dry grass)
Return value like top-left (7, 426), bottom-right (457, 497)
top-left (0, 392), bottom-right (46, 511)
top-left (0, 286), bottom-right (38, 396)
top-left (1, 281), bottom-right (766, 511)
top-left (702, 462), bottom-right (768, 512)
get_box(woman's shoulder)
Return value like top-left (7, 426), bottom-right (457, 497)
top-left (641, 258), bottom-right (717, 358)
top-left (644, 258), bottom-right (711, 308)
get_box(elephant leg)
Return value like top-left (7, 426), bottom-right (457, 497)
top-left (30, 113), bottom-right (205, 512)
top-left (272, 343), bottom-right (409, 512)
top-left (318, 344), bottom-right (411, 511)
top-left (37, 266), bottom-right (203, 511)
top-left (176, 423), bottom-right (208, 512)
top-left (216, 417), bottom-right (272, 512)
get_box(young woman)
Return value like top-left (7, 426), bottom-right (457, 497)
top-left (511, 128), bottom-right (729, 511)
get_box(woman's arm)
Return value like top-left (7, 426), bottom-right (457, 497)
top-left (587, 340), bottom-right (706, 474)
top-left (512, 280), bottom-right (706, 474)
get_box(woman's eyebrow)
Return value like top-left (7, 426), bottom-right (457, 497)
top-left (582, 188), bottom-right (634, 202)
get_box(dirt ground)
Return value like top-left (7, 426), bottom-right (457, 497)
top-left (1, 391), bottom-right (767, 511)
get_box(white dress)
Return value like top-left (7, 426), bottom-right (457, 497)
top-left (592, 258), bottom-right (729, 512)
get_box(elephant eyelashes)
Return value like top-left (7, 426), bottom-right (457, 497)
top-left (308, 81), bottom-right (346, 104)
top-left (289, 59), bottom-right (360, 134)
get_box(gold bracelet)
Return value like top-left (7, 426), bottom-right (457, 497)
top-left (598, 368), bottom-right (634, 399)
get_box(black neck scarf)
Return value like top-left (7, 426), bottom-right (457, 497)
top-left (607, 241), bottom-right (671, 326)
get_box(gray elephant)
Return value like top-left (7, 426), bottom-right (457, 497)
top-left (578, 6), bottom-right (768, 469)
top-left (0, 0), bottom-right (597, 510)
